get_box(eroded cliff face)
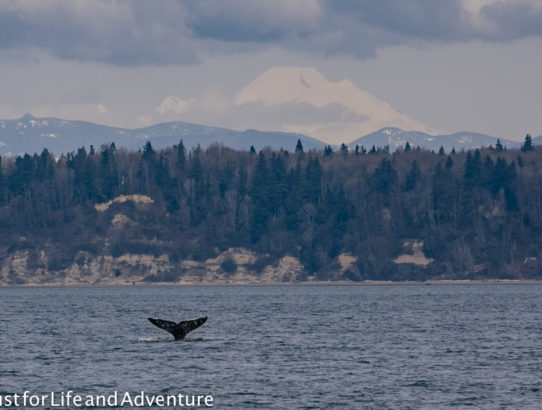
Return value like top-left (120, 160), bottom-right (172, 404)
top-left (0, 248), bottom-right (314, 286)
top-left (0, 224), bottom-right (440, 286)
top-left (0, 205), bottom-right (435, 287)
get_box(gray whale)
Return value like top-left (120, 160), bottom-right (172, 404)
top-left (148, 317), bottom-right (207, 340)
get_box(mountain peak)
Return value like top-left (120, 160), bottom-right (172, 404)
top-left (234, 66), bottom-right (432, 144)
top-left (234, 66), bottom-right (326, 106)
top-left (21, 113), bottom-right (35, 121)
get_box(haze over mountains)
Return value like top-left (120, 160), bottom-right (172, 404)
top-left (0, 114), bottom-right (325, 156)
top-left (0, 113), bottom-right (535, 157)
top-left (0, 67), bottom-right (538, 156)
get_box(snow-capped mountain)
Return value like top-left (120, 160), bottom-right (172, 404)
top-left (0, 114), bottom-right (533, 157)
top-left (349, 127), bottom-right (521, 152)
top-left (0, 114), bottom-right (325, 156)
top-left (234, 66), bottom-right (432, 144)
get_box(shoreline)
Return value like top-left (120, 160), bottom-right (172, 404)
top-left (1, 278), bottom-right (542, 289)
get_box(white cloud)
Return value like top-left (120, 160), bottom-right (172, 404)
top-left (156, 96), bottom-right (196, 116)
top-left (462, 0), bottom-right (499, 16)
top-left (32, 103), bottom-right (112, 122)
top-left (462, 0), bottom-right (501, 32)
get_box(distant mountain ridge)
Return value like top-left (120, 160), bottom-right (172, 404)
top-left (0, 114), bottom-right (326, 156)
top-left (0, 114), bottom-right (537, 156)
top-left (348, 127), bottom-right (524, 152)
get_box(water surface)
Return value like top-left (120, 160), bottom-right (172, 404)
top-left (1, 284), bottom-right (541, 408)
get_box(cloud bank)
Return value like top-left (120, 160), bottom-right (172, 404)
top-left (1, 0), bottom-right (541, 66)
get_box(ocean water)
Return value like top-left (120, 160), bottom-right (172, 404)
top-left (1, 284), bottom-right (541, 409)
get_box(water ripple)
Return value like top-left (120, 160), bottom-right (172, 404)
top-left (1, 284), bottom-right (542, 408)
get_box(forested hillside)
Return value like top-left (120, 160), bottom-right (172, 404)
top-left (1, 139), bottom-right (541, 284)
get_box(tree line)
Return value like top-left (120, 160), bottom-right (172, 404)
top-left (0, 137), bottom-right (541, 281)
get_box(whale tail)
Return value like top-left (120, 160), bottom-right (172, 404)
top-left (148, 316), bottom-right (207, 340)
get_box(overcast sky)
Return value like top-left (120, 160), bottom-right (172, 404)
top-left (1, 0), bottom-right (541, 142)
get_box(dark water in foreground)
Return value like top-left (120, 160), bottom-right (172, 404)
top-left (1, 284), bottom-right (541, 409)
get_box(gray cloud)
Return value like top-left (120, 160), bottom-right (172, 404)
top-left (480, 2), bottom-right (542, 40)
top-left (185, 0), bottom-right (321, 42)
top-left (323, 0), bottom-right (468, 39)
top-left (0, 0), bottom-right (540, 66)
top-left (0, 0), bottom-right (198, 65)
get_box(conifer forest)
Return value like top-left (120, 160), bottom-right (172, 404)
top-left (1, 139), bottom-right (541, 282)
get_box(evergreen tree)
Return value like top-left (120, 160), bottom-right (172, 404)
top-left (9, 154), bottom-right (33, 195)
top-left (99, 143), bottom-right (118, 200)
top-left (142, 141), bottom-right (156, 163)
top-left (432, 162), bottom-right (455, 223)
top-left (284, 161), bottom-right (304, 232)
top-left (495, 139), bottom-right (503, 152)
top-left (268, 152), bottom-right (288, 211)
top-left (481, 155), bottom-right (495, 189)
top-left (190, 146), bottom-right (205, 200)
top-left (189, 146), bottom-right (207, 226)
top-left (372, 158), bottom-right (397, 194)
top-left (404, 160), bottom-right (420, 191)
top-left (0, 155), bottom-right (4, 204)
top-left (489, 157), bottom-right (507, 194)
top-left (69, 147), bottom-right (93, 202)
top-left (464, 150), bottom-right (482, 189)
top-left (295, 139), bottom-right (304, 153)
top-left (405, 141), bottom-right (411, 152)
top-left (304, 156), bottom-right (322, 204)
top-left (177, 140), bottom-right (186, 171)
top-left (38, 148), bottom-right (55, 181)
top-left (522, 134), bottom-right (534, 152)
top-left (250, 152), bottom-right (270, 243)
top-left (237, 164), bottom-right (247, 198)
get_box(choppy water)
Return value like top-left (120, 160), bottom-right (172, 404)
top-left (1, 284), bottom-right (542, 409)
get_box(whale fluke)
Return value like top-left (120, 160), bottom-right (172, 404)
top-left (148, 317), bottom-right (207, 340)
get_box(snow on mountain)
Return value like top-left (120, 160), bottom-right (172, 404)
top-left (234, 66), bottom-right (432, 144)
top-left (0, 113), bottom-right (529, 158)
top-left (0, 114), bottom-right (325, 156)
top-left (349, 127), bottom-right (521, 152)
